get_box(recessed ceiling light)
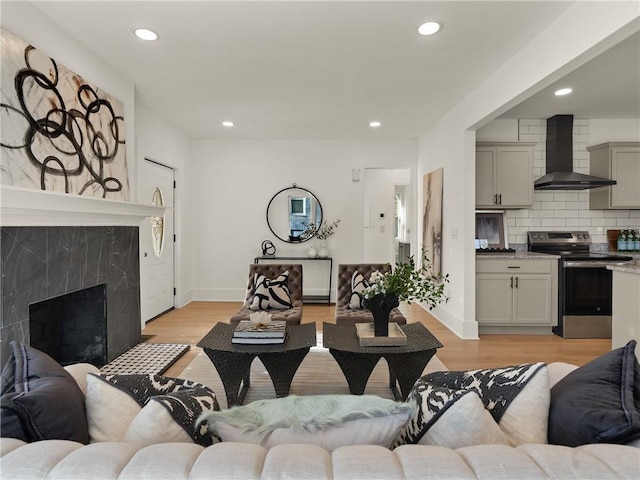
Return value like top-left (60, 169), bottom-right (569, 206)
top-left (369, 121), bottom-right (382, 127)
top-left (554, 88), bottom-right (573, 96)
top-left (134, 28), bottom-right (158, 41)
top-left (418, 21), bottom-right (442, 36)
top-left (222, 121), bottom-right (234, 127)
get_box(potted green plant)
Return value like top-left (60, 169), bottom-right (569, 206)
top-left (361, 250), bottom-right (449, 336)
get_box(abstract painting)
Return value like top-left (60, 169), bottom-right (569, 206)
top-left (422, 168), bottom-right (443, 275)
top-left (0, 29), bottom-right (130, 200)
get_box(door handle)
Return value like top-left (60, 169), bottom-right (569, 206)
top-left (493, 194), bottom-right (498, 205)
top-left (510, 276), bottom-right (513, 288)
top-left (515, 277), bottom-right (519, 288)
top-left (498, 194), bottom-right (502, 205)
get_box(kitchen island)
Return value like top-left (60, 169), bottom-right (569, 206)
top-left (608, 262), bottom-right (640, 357)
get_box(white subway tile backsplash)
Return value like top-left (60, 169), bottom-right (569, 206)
top-left (566, 202), bottom-right (589, 210)
top-left (507, 209), bottom-right (529, 218)
top-left (528, 209), bottom-right (555, 218)
top-left (519, 134), bottom-right (541, 143)
top-left (553, 192), bottom-right (582, 202)
top-left (519, 119), bottom-right (543, 126)
top-left (590, 218), bottom-right (618, 227)
top-left (578, 210), bottom-right (604, 218)
top-left (543, 219), bottom-right (567, 227)
top-left (555, 210), bottom-right (579, 218)
top-left (566, 218), bottom-right (587, 227)
top-left (495, 118), bottom-right (638, 240)
top-left (515, 218), bottom-right (542, 227)
top-left (604, 210), bottom-right (631, 218)
top-left (534, 192), bottom-right (556, 202)
top-left (541, 201), bottom-right (567, 210)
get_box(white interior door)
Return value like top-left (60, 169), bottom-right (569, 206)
top-left (140, 160), bottom-right (175, 324)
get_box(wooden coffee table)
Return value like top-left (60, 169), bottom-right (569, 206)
top-left (197, 322), bottom-right (316, 407)
top-left (322, 322), bottom-right (443, 401)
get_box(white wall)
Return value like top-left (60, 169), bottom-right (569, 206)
top-left (363, 168), bottom-right (411, 263)
top-left (189, 139), bottom-right (416, 302)
top-left (417, 2), bottom-right (639, 339)
top-left (135, 103), bottom-right (193, 307)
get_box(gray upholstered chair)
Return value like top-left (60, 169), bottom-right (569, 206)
top-left (230, 264), bottom-right (303, 327)
top-left (334, 263), bottom-right (407, 326)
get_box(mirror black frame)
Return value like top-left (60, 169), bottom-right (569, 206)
top-left (266, 185), bottom-right (323, 243)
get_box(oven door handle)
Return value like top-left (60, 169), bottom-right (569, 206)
top-left (563, 261), bottom-right (626, 268)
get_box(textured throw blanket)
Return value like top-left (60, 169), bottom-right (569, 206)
top-left (198, 394), bottom-right (415, 444)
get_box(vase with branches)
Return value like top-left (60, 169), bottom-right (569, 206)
top-left (361, 249), bottom-right (449, 335)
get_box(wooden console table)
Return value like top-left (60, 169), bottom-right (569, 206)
top-left (254, 256), bottom-right (332, 304)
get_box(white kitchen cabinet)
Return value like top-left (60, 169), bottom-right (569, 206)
top-left (588, 142), bottom-right (640, 209)
top-left (476, 257), bottom-right (558, 333)
top-left (610, 266), bottom-right (640, 358)
top-left (476, 143), bottom-right (535, 208)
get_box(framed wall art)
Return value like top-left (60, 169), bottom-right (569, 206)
top-left (422, 167), bottom-right (443, 275)
top-left (0, 28), bottom-right (130, 200)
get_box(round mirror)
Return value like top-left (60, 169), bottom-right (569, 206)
top-left (266, 185), bottom-right (323, 243)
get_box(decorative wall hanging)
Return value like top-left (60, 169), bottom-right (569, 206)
top-left (261, 240), bottom-right (276, 258)
top-left (0, 29), bottom-right (130, 200)
top-left (151, 187), bottom-right (165, 258)
top-left (422, 168), bottom-right (443, 275)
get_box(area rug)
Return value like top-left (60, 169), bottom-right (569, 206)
top-left (179, 345), bottom-right (447, 409)
top-left (100, 343), bottom-right (190, 375)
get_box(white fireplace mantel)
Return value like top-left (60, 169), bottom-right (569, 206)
top-left (0, 186), bottom-right (166, 226)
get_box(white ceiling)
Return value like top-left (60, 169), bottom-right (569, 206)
top-left (29, 1), bottom-right (638, 140)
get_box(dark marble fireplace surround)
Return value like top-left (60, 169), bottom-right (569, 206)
top-left (1, 226), bottom-right (141, 366)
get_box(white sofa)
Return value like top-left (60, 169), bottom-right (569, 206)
top-left (1, 361), bottom-right (639, 480)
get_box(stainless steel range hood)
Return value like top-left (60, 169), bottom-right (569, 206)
top-left (534, 115), bottom-right (616, 190)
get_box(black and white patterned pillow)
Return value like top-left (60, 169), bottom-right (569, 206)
top-left (249, 271), bottom-right (292, 311)
top-left (392, 363), bottom-right (549, 448)
top-left (348, 271), bottom-right (369, 309)
top-left (86, 373), bottom-right (219, 446)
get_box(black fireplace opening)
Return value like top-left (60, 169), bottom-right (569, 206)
top-left (29, 284), bottom-right (108, 367)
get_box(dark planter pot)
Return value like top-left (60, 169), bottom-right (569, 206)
top-left (364, 293), bottom-right (399, 336)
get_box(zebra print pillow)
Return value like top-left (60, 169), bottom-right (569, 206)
top-left (392, 363), bottom-right (549, 448)
top-left (86, 373), bottom-right (219, 446)
top-left (249, 271), bottom-right (293, 311)
top-left (348, 271), bottom-right (369, 309)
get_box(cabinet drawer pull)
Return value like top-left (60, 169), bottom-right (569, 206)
top-left (507, 266), bottom-right (521, 269)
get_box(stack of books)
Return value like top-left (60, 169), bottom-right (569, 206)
top-left (232, 320), bottom-right (287, 344)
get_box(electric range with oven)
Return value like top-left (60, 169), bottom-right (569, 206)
top-left (528, 231), bottom-right (633, 339)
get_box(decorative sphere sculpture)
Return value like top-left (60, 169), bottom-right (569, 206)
top-left (261, 240), bottom-right (276, 257)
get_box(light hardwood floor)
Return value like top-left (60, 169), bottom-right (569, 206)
top-left (143, 301), bottom-right (611, 378)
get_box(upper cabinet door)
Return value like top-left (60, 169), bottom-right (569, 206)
top-left (497, 145), bottom-right (534, 207)
top-left (476, 148), bottom-right (496, 207)
top-left (589, 142), bottom-right (640, 210)
top-left (476, 143), bottom-right (534, 209)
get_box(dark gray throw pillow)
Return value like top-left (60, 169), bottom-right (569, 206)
top-left (548, 340), bottom-right (640, 446)
top-left (0, 341), bottom-right (89, 444)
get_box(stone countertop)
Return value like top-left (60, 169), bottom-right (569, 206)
top-left (476, 251), bottom-right (560, 260)
top-left (607, 263), bottom-right (640, 275)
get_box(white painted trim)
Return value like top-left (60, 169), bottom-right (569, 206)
top-left (191, 288), bottom-right (246, 302)
top-left (423, 302), bottom-right (480, 340)
top-left (1, 185), bottom-right (165, 226)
